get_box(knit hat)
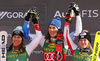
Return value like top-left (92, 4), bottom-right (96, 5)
top-left (79, 32), bottom-right (91, 43)
top-left (48, 18), bottom-right (61, 29)
top-left (12, 26), bottom-right (24, 38)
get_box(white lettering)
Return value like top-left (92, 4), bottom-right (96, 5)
top-left (19, 12), bottom-right (25, 18)
top-left (54, 10), bottom-right (62, 18)
top-left (93, 10), bottom-right (98, 17)
top-left (13, 12), bottom-right (18, 18)
top-left (7, 12), bottom-right (12, 18)
top-left (62, 12), bottom-right (65, 18)
top-left (88, 10), bottom-right (92, 17)
top-left (54, 10), bottom-right (99, 18)
top-left (82, 10), bottom-right (87, 17)
top-left (0, 11), bottom-right (25, 19)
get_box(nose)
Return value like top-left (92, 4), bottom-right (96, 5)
top-left (14, 38), bottom-right (19, 40)
top-left (50, 28), bottom-right (54, 31)
top-left (81, 40), bottom-right (85, 43)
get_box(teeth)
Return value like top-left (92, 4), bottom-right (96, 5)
top-left (14, 41), bottom-right (19, 43)
top-left (50, 32), bottom-right (54, 34)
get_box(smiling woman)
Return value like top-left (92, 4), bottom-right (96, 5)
top-left (48, 25), bottom-right (58, 38)
top-left (12, 35), bottom-right (22, 46)
top-left (23, 2), bottom-right (83, 61)
top-left (78, 30), bottom-right (92, 52)
top-left (12, 26), bottom-right (23, 47)
top-left (6, 7), bottom-right (42, 61)
top-left (46, 18), bottom-right (61, 39)
top-left (40, 18), bottom-right (68, 61)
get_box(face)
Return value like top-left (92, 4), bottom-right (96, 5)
top-left (48, 25), bottom-right (58, 38)
top-left (12, 35), bottom-right (22, 46)
top-left (78, 38), bottom-right (89, 49)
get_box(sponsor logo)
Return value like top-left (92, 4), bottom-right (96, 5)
top-left (80, 32), bottom-right (86, 36)
top-left (0, 11), bottom-right (25, 19)
top-left (44, 53), bottom-right (55, 60)
top-left (32, 51), bottom-right (43, 54)
top-left (79, 52), bottom-right (89, 56)
top-left (44, 52), bottom-right (63, 60)
top-left (66, 48), bottom-right (72, 56)
top-left (2, 35), bottom-right (6, 58)
top-left (54, 10), bottom-right (99, 18)
top-left (48, 44), bottom-right (56, 48)
top-left (93, 42), bottom-right (99, 61)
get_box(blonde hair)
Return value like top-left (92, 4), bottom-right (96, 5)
top-left (83, 30), bottom-right (89, 33)
top-left (88, 42), bottom-right (93, 52)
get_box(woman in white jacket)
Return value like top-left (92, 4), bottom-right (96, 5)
top-left (7, 7), bottom-right (42, 61)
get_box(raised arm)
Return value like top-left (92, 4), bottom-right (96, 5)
top-left (72, 4), bottom-right (82, 36)
top-left (64, 2), bottom-right (82, 55)
top-left (23, 7), bottom-right (42, 56)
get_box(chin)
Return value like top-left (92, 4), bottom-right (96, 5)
top-left (51, 35), bottom-right (56, 38)
top-left (81, 47), bottom-right (86, 49)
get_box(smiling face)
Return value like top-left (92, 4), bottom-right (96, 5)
top-left (48, 25), bottom-right (58, 38)
top-left (78, 38), bottom-right (89, 49)
top-left (12, 35), bottom-right (22, 46)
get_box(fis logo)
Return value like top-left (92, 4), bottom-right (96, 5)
top-left (54, 10), bottom-right (99, 18)
top-left (0, 11), bottom-right (25, 19)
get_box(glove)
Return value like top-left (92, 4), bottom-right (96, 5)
top-left (30, 7), bottom-right (39, 24)
top-left (25, 9), bottom-right (32, 21)
top-left (70, 2), bottom-right (80, 16)
top-left (26, 6), bottom-right (39, 24)
top-left (65, 3), bottom-right (74, 23)
top-left (31, 11), bottom-right (39, 24)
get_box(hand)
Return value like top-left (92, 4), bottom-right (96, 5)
top-left (65, 3), bottom-right (75, 23)
top-left (25, 6), bottom-right (39, 22)
top-left (27, 6), bottom-right (39, 24)
top-left (25, 8), bottom-right (32, 21)
top-left (31, 10), bottom-right (39, 24)
top-left (69, 2), bottom-right (80, 16)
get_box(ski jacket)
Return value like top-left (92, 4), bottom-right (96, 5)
top-left (23, 15), bottom-right (82, 61)
top-left (72, 48), bottom-right (92, 61)
top-left (7, 21), bottom-right (42, 61)
top-left (43, 38), bottom-right (67, 61)
top-left (65, 15), bottom-right (99, 61)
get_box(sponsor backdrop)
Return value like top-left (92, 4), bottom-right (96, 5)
top-left (0, 0), bottom-right (100, 61)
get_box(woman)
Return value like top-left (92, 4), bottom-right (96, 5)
top-left (7, 7), bottom-right (42, 61)
top-left (66, 30), bottom-right (93, 61)
top-left (23, 2), bottom-right (82, 61)
top-left (40, 18), bottom-right (68, 61)
top-left (65, 3), bottom-right (99, 61)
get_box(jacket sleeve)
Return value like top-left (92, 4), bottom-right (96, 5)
top-left (23, 21), bottom-right (42, 56)
top-left (23, 21), bottom-right (32, 40)
top-left (39, 36), bottom-right (45, 47)
top-left (73, 16), bottom-right (82, 36)
top-left (64, 15), bottom-right (82, 55)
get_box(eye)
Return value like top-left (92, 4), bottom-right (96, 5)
top-left (17, 36), bottom-right (21, 39)
top-left (48, 27), bottom-right (51, 29)
top-left (84, 39), bottom-right (87, 41)
top-left (79, 39), bottom-right (83, 41)
top-left (13, 36), bottom-right (16, 38)
top-left (53, 27), bottom-right (56, 29)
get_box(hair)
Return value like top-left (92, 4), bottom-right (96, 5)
top-left (45, 31), bottom-right (51, 41)
top-left (83, 30), bottom-right (89, 33)
top-left (88, 42), bottom-right (93, 52)
top-left (79, 30), bottom-right (93, 53)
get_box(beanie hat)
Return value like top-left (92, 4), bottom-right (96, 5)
top-left (48, 18), bottom-right (61, 29)
top-left (79, 32), bottom-right (91, 43)
top-left (12, 26), bottom-right (24, 38)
